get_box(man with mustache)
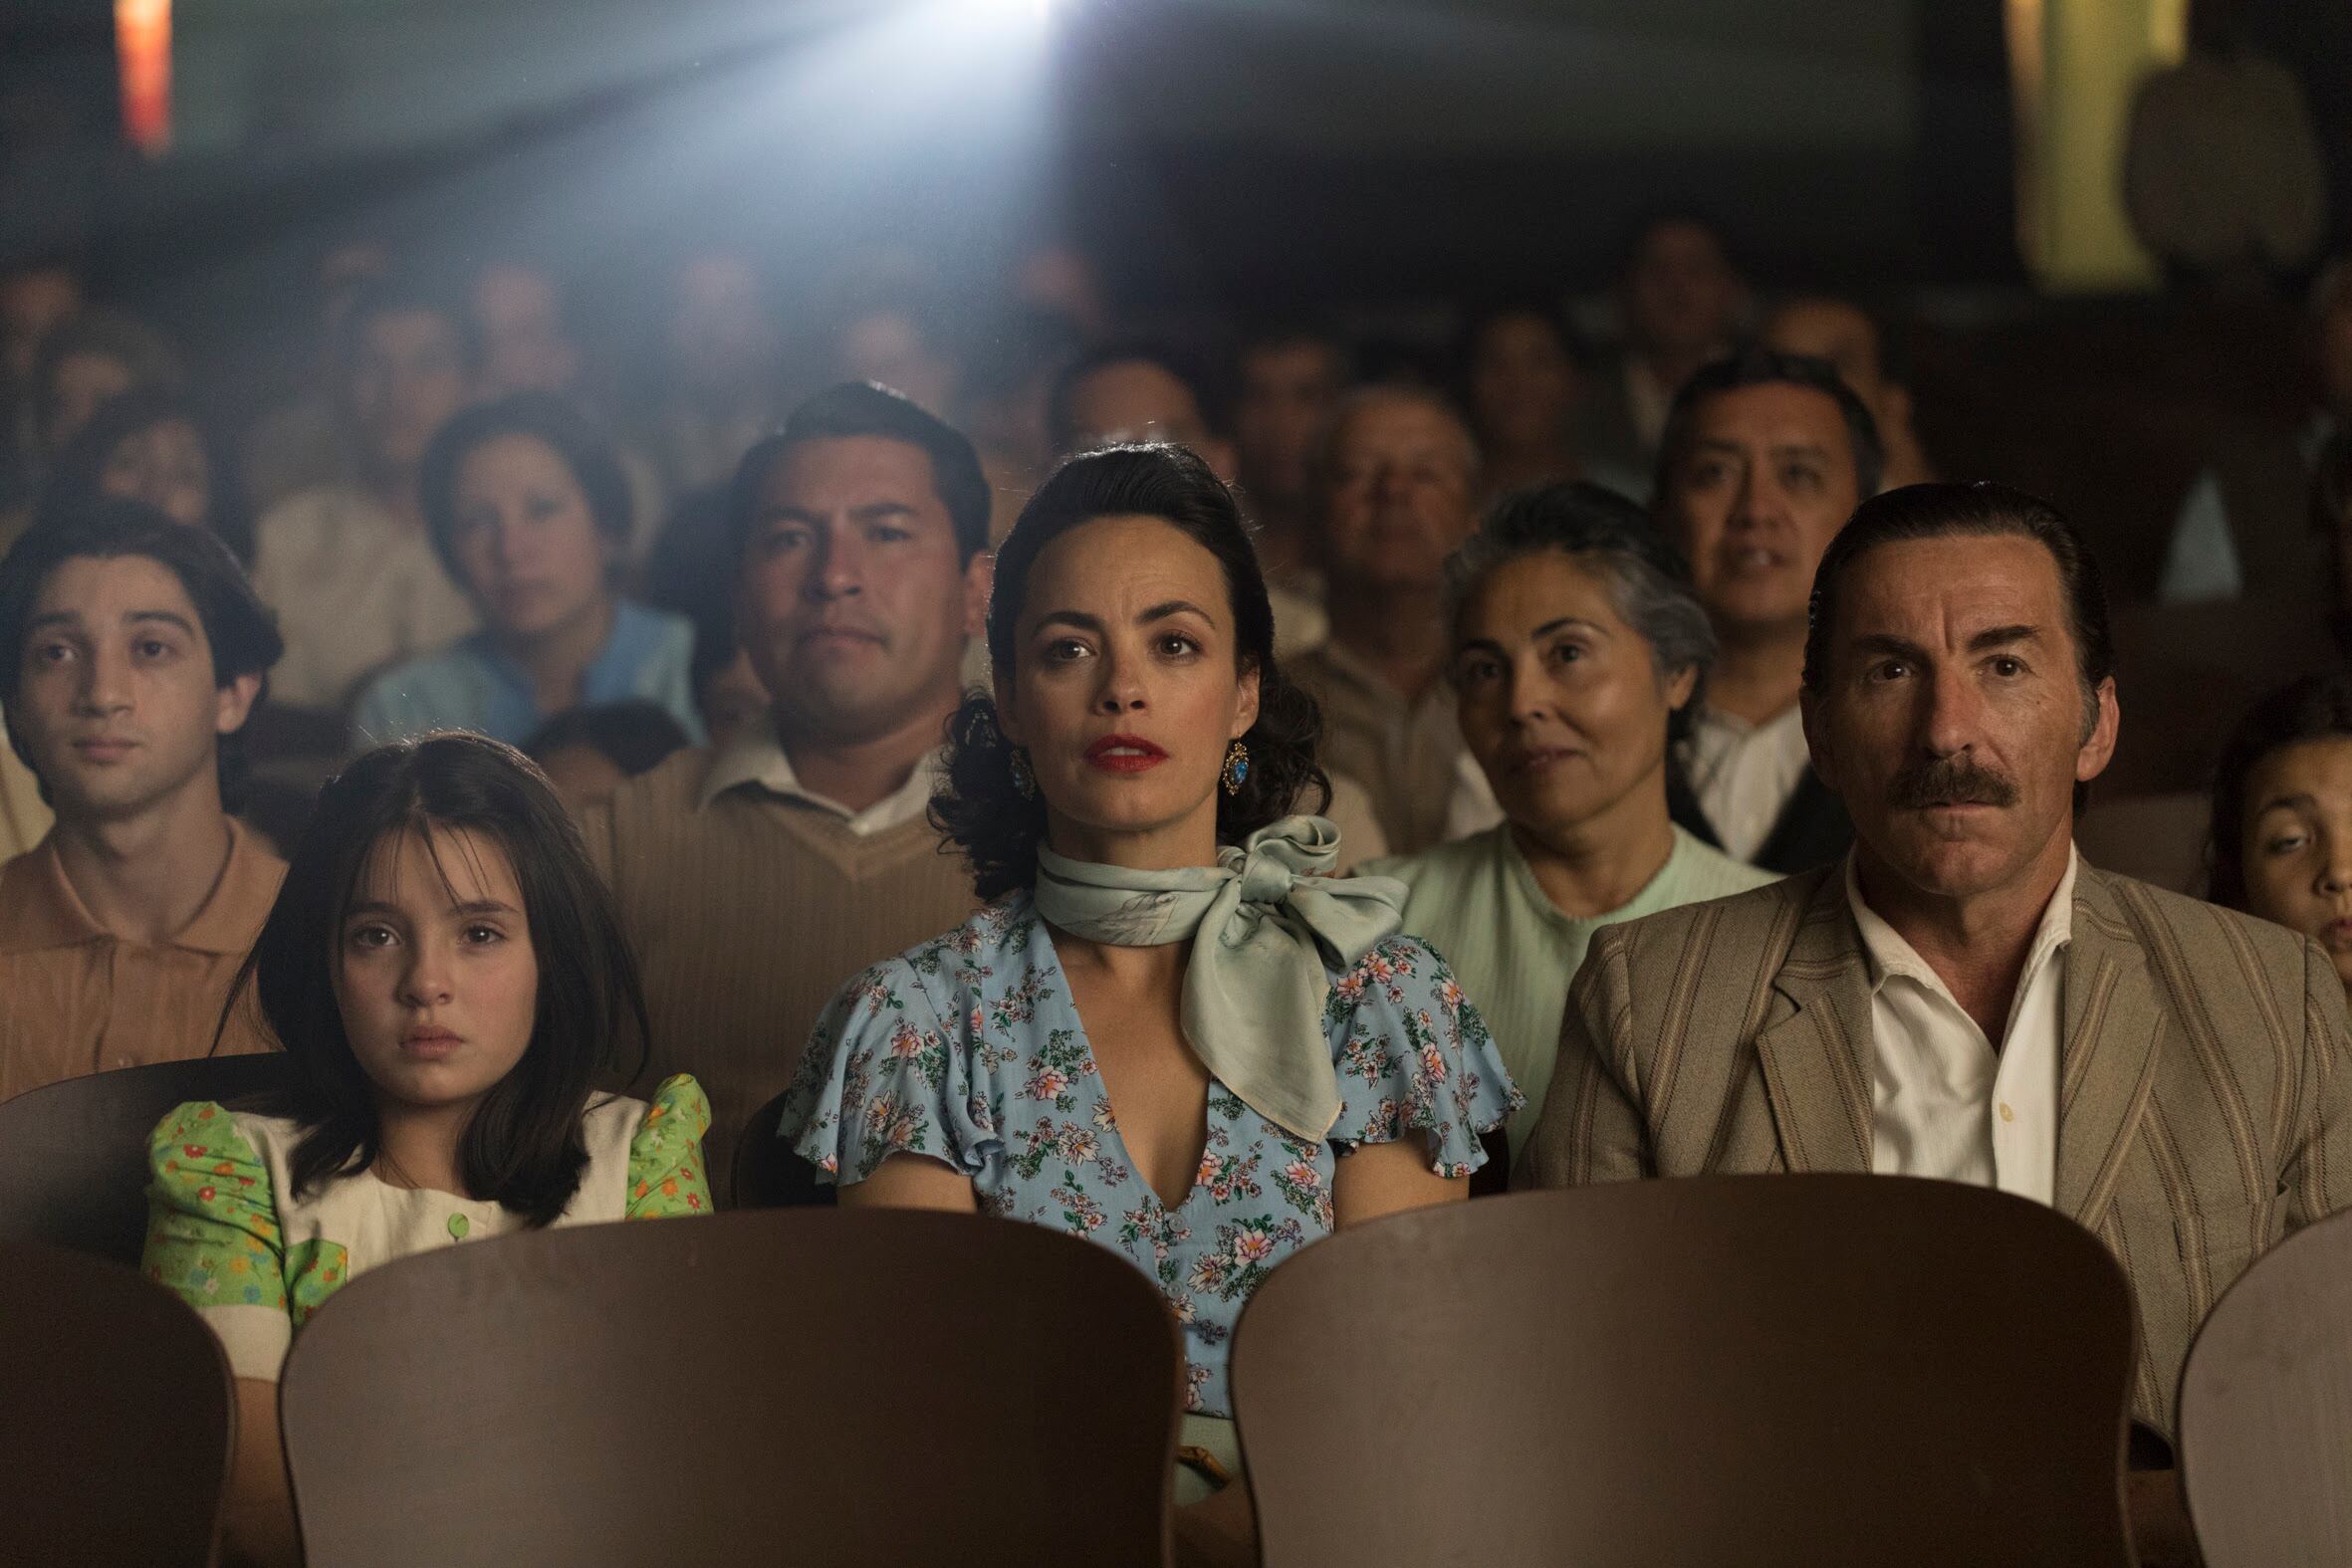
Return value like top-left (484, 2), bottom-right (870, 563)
top-left (578, 384), bottom-right (990, 1186)
top-left (1520, 482), bottom-right (2352, 1555)
top-left (1656, 348), bottom-right (1881, 873)
top-left (0, 502), bottom-right (285, 1097)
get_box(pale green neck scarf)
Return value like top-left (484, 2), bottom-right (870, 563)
top-left (1032, 815), bottom-right (1407, 1141)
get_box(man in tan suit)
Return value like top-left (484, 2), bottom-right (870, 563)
top-left (1521, 482), bottom-right (2352, 1453)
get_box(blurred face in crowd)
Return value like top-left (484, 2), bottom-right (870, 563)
top-left (446, 434), bottom-right (611, 644)
top-left (1804, 533), bottom-right (2116, 908)
top-left (1233, 338), bottom-right (1345, 511)
top-left (45, 348), bottom-right (136, 452)
top-left (1452, 549), bottom-right (1694, 845)
top-left (738, 435), bottom-right (988, 748)
top-left (997, 514), bottom-right (1259, 863)
top-left (1321, 391), bottom-right (1479, 596)
top-left (336, 823), bottom-right (538, 1123)
top-left (11, 554), bottom-right (257, 822)
top-left (1, 263), bottom-right (80, 378)
top-left (835, 309), bottom-right (959, 417)
top-left (1059, 359), bottom-right (1235, 480)
top-left (1468, 313), bottom-right (1580, 455)
top-left (472, 263), bottom-right (580, 398)
top-left (1623, 220), bottom-right (1745, 362)
top-left (99, 417), bottom-right (211, 532)
top-left (2239, 737), bottom-right (2352, 993)
top-left (1014, 243), bottom-right (1108, 338)
top-left (1661, 382), bottom-right (1861, 643)
top-left (1764, 298), bottom-right (1911, 452)
top-left (347, 307), bottom-right (471, 474)
top-left (666, 251), bottom-right (783, 404)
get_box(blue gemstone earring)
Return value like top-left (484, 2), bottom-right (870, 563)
top-left (1220, 740), bottom-right (1251, 796)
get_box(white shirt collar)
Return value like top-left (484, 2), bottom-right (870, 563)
top-left (696, 711), bottom-right (944, 836)
top-left (1845, 844), bottom-right (2079, 1010)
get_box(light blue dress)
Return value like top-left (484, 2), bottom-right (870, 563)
top-left (782, 893), bottom-right (1519, 1418)
top-left (350, 598), bottom-right (705, 748)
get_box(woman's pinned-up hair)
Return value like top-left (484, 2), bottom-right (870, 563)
top-left (228, 732), bottom-right (650, 1226)
top-left (931, 443), bottom-right (1329, 900)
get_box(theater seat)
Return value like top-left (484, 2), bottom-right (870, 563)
top-left (2178, 1208), bottom-right (2352, 1566)
top-left (729, 1085), bottom-right (837, 1210)
top-left (3, 1239), bottom-right (236, 1567)
top-left (1231, 1176), bottom-right (2135, 1568)
top-left (0, 1053), bottom-right (292, 1265)
top-left (2076, 790), bottom-right (2212, 895)
top-left (279, 1208), bottom-right (1181, 1567)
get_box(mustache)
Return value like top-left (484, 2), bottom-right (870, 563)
top-left (1887, 756), bottom-right (2018, 809)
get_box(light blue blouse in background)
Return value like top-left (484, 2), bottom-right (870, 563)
top-left (781, 894), bottom-right (1519, 1418)
top-left (350, 598), bottom-right (705, 748)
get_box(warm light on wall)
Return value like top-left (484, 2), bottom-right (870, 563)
top-left (117, 0), bottom-right (172, 157)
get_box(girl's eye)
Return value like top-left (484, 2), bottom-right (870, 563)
top-left (462, 923), bottom-right (505, 945)
top-left (1043, 638), bottom-right (1090, 664)
top-left (348, 925), bottom-right (396, 950)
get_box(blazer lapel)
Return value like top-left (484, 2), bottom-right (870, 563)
top-left (1752, 868), bottom-right (1877, 1173)
top-left (2054, 867), bottom-right (2166, 1226)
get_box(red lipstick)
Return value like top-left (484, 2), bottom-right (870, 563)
top-left (1084, 734), bottom-right (1169, 774)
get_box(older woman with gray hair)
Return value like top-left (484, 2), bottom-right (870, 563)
top-left (1367, 481), bottom-right (1774, 1162)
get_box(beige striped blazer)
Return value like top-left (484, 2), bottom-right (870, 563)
top-left (1516, 861), bottom-right (2352, 1434)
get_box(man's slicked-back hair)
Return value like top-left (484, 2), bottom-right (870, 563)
top-left (1801, 481), bottom-right (2114, 714)
top-left (1654, 346), bottom-right (1885, 503)
top-left (727, 380), bottom-right (992, 564)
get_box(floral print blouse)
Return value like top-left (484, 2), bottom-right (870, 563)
top-left (782, 895), bottom-right (1519, 1417)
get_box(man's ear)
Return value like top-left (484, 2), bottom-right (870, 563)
top-left (215, 672), bottom-right (263, 737)
top-left (2074, 676), bottom-right (2120, 785)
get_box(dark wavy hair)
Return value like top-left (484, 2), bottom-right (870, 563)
top-left (2207, 673), bottom-right (2352, 911)
top-left (230, 733), bottom-right (650, 1227)
top-left (0, 500), bottom-right (282, 807)
top-left (37, 385), bottom-right (253, 562)
top-left (417, 390), bottom-right (633, 591)
top-left (932, 444), bottom-right (1328, 900)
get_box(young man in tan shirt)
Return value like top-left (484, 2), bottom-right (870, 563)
top-left (0, 501), bottom-right (286, 1100)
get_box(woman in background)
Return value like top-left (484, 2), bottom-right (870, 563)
top-left (142, 734), bottom-right (709, 1567)
top-left (353, 392), bottom-right (702, 747)
top-left (39, 385), bottom-right (253, 560)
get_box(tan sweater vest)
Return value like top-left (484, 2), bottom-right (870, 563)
top-left (582, 748), bottom-right (980, 1190)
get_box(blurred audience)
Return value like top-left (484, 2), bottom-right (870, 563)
top-left (577, 383), bottom-right (991, 1183)
top-left (1231, 319), bottom-right (1348, 592)
top-left (827, 281), bottom-right (962, 419)
top-left (0, 502), bottom-right (285, 1099)
top-left (30, 309), bottom-right (182, 457)
top-left (1462, 301), bottom-right (1594, 502)
top-left (2161, 253), bottom-right (2352, 602)
top-left (1370, 483), bottom-right (1771, 1161)
top-left (1657, 348), bottom-right (1879, 873)
top-left (527, 698), bottom-right (694, 813)
top-left (1290, 385), bottom-right (1485, 855)
top-left (351, 392), bottom-right (701, 748)
top-left (141, 732), bottom-right (709, 1568)
top-left (2209, 672), bottom-right (2352, 1004)
top-left (240, 233), bottom-right (392, 511)
top-left (1581, 214), bottom-right (1750, 475)
top-left (38, 385), bottom-right (252, 561)
top-left (1761, 295), bottom-right (1938, 491)
top-left (635, 246), bottom-right (788, 500)
top-left (787, 443), bottom-right (1514, 1559)
top-left (248, 274), bottom-right (479, 715)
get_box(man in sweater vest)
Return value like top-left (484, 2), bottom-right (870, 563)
top-left (581, 383), bottom-right (991, 1187)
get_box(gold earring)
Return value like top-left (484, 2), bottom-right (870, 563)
top-left (1220, 740), bottom-right (1251, 796)
top-left (1009, 748), bottom-right (1037, 799)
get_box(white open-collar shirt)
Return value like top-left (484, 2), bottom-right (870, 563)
top-left (1846, 847), bottom-right (2077, 1207)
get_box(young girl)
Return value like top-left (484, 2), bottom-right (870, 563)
top-left (142, 732), bottom-right (709, 1566)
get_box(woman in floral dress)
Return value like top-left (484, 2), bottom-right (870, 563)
top-left (781, 444), bottom-right (1517, 1563)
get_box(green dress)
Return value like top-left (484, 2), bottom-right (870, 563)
top-left (142, 1073), bottom-right (712, 1381)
